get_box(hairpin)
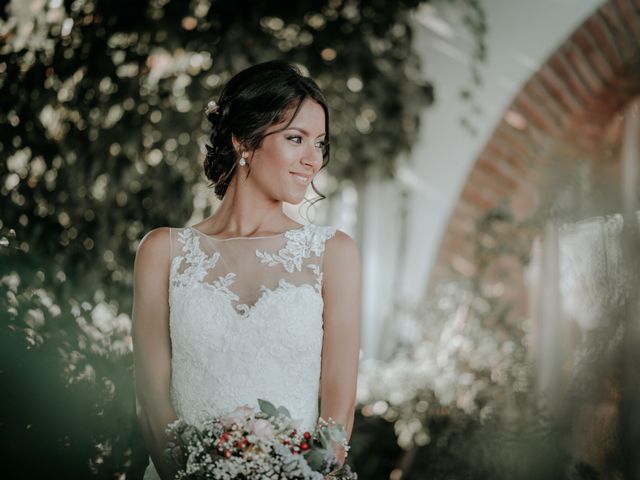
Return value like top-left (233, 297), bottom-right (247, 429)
top-left (205, 100), bottom-right (220, 115)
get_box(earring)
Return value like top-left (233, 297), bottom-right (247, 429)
top-left (239, 153), bottom-right (247, 166)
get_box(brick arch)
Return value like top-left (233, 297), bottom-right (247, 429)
top-left (426, 0), bottom-right (640, 308)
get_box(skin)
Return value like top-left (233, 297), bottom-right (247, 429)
top-left (132, 97), bottom-right (361, 478)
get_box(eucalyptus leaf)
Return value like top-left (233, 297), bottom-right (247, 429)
top-left (277, 405), bottom-right (292, 418)
top-left (303, 449), bottom-right (326, 470)
top-left (319, 428), bottom-right (333, 448)
top-left (329, 423), bottom-right (346, 441)
top-left (257, 398), bottom-right (278, 418)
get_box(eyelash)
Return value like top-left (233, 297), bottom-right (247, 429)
top-left (287, 136), bottom-right (327, 150)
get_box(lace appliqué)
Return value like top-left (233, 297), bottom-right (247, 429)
top-left (255, 225), bottom-right (335, 273)
top-left (212, 272), bottom-right (239, 300)
top-left (307, 264), bottom-right (323, 293)
top-left (171, 224), bottom-right (336, 316)
top-left (255, 225), bottom-right (336, 292)
top-left (234, 279), bottom-right (314, 317)
top-left (171, 229), bottom-right (220, 288)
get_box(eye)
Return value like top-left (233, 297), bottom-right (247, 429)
top-left (287, 136), bottom-right (302, 144)
top-left (315, 140), bottom-right (328, 151)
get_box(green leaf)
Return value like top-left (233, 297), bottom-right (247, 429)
top-left (303, 449), bottom-right (326, 470)
top-left (257, 398), bottom-right (278, 418)
top-left (328, 423), bottom-right (346, 441)
top-left (277, 405), bottom-right (291, 418)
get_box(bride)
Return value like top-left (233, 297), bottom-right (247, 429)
top-left (132, 60), bottom-right (361, 479)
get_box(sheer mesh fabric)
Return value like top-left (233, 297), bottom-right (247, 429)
top-left (171, 225), bottom-right (327, 317)
top-left (142, 223), bottom-right (337, 480)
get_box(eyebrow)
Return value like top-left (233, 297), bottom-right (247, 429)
top-left (286, 127), bottom-right (326, 138)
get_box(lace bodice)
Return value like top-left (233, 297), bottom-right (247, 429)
top-left (143, 223), bottom-right (337, 479)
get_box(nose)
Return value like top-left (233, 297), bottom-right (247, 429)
top-left (302, 142), bottom-right (322, 171)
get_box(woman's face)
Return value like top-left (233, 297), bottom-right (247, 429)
top-left (245, 98), bottom-right (326, 205)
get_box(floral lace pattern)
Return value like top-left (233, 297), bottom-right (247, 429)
top-left (170, 230), bottom-right (220, 288)
top-left (255, 224), bottom-right (336, 274)
top-left (143, 223), bottom-right (337, 480)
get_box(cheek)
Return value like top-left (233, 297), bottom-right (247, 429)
top-left (264, 140), bottom-right (298, 166)
top-left (252, 143), bottom-right (295, 182)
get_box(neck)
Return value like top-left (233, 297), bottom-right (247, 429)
top-left (206, 174), bottom-right (291, 236)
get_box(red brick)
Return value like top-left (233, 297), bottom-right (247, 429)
top-left (453, 196), bottom-right (485, 218)
top-left (586, 13), bottom-right (625, 70)
top-left (526, 79), bottom-right (568, 126)
top-left (441, 229), bottom-right (474, 252)
top-left (573, 29), bottom-right (616, 82)
top-left (468, 166), bottom-right (513, 199)
top-left (477, 154), bottom-right (523, 189)
top-left (494, 121), bottom-right (536, 153)
top-left (485, 140), bottom-right (529, 176)
top-left (537, 66), bottom-right (584, 114)
top-left (491, 130), bottom-right (541, 171)
top-left (548, 53), bottom-right (593, 106)
top-left (427, 0), bottom-right (640, 301)
top-left (514, 92), bottom-right (564, 135)
top-left (614, 0), bottom-right (640, 44)
top-left (447, 215), bottom-right (476, 236)
top-left (563, 40), bottom-right (606, 94)
top-left (461, 184), bottom-right (497, 211)
top-left (475, 158), bottom-right (519, 192)
top-left (599, 3), bottom-right (638, 62)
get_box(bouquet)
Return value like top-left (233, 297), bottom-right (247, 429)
top-left (164, 399), bottom-right (357, 479)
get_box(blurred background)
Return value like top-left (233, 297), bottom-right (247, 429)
top-left (1, 0), bottom-right (640, 478)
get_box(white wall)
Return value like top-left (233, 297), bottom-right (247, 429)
top-left (358, 0), bottom-right (605, 359)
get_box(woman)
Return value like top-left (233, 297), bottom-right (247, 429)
top-left (132, 60), bottom-right (361, 479)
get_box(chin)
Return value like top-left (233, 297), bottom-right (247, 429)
top-left (283, 192), bottom-right (305, 205)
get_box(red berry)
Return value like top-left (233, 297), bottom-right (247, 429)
top-left (303, 432), bottom-right (311, 440)
top-left (300, 442), bottom-right (309, 451)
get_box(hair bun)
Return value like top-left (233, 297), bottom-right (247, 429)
top-left (203, 60), bottom-right (329, 202)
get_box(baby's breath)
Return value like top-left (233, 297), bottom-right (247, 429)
top-left (164, 400), bottom-right (356, 479)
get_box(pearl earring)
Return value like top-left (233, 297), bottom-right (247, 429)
top-left (239, 153), bottom-right (247, 166)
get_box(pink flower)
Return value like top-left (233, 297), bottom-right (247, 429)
top-left (247, 419), bottom-right (275, 441)
top-left (220, 405), bottom-right (254, 429)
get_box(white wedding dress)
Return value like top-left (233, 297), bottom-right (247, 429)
top-left (143, 222), bottom-right (338, 479)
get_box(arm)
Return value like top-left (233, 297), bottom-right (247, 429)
top-left (132, 227), bottom-right (178, 480)
top-left (319, 230), bottom-right (362, 465)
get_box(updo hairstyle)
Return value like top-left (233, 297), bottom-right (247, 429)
top-left (204, 60), bottom-right (330, 200)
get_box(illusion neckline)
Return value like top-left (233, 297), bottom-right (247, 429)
top-left (188, 224), bottom-right (307, 242)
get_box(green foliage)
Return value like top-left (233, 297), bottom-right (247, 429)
top-left (0, 246), bottom-right (144, 479)
top-left (1, 0), bottom-right (435, 273)
top-left (0, 0), bottom-right (485, 477)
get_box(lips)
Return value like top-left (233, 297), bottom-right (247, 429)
top-left (290, 172), bottom-right (312, 185)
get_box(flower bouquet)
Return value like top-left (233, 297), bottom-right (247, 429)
top-left (164, 399), bottom-right (357, 479)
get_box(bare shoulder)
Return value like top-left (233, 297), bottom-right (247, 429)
top-left (134, 227), bottom-right (171, 278)
top-left (325, 228), bottom-right (359, 255)
top-left (323, 228), bottom-right (361, 273)
top-left (321, 228), bottom-right (361, 324)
